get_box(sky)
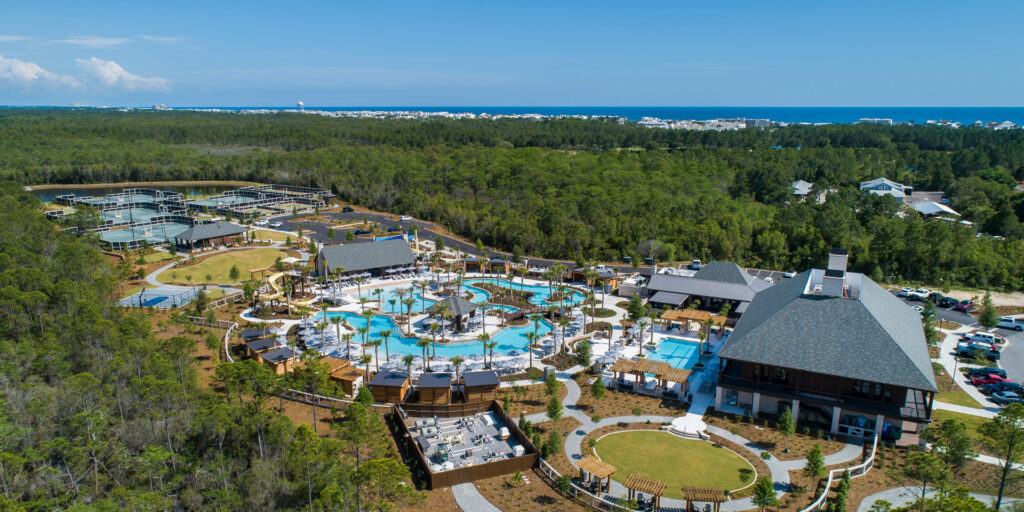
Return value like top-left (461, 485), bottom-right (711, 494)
top-left (1, 1), bottom-right (1022, 107)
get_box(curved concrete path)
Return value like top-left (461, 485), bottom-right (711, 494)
top-left (856, 486), bottom-right (1020, 511)
top-left (451, 482), bottom-right (502, 512)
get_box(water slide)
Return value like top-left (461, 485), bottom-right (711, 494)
top-left (260, 271), bottom-right (317, 310)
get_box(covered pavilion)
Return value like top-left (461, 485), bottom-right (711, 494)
top-left (680, 485), bottom-right (728, 512)
top-left (623, 473), bottom-right (666, 512)
top-left (608, 357), bottom-right (691, 395)
top-left (576, 455), bottom-right (616, 493)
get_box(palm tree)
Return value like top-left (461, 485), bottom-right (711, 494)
top-left (479, 301), bottom-right (488, 334)
top-left (429, 323), bottom-right (438, 358)
top-left (360, 308), bottom-right (375, 345)
top-left (282, 283), bottom-right (293, 314)
top-left (585, 290), bottom-right (596, 333)
top-left (367, 339), bottom-right (381, 372)
top-left (451, 355), bottom-right (465, 393)
top-left (486, 341), bottom-right (498, 368)
top-left (477, 333), bottom-right (491, 367)
top-left (416, 280), bottom-right (428, 311)
top-left (402, 354), bottom-right (415, 378)
top-left (379, 329), bottom-right (392, 361)
top-left (388, 298), bottom-right (397, 314)
top-left (359, 353), bottom-right (373, 378)
top-left (556, 284), bottom-right (568, 316)
top-left (354, 275), bottom-right (366, 301)
top-left (417, 338), bottom-right (431, 372)
top-left (402, 297), bottom-right (416, 331)
top-left (342, 332), bottom-right (354, 361)
top-left (358, 296), bottom-right (368, 311)
top-left (516, 265), bottom-right (528, 294)
top-left (558, 317), bottom-right (570, 355)
top-left (525, 332), bottom-right (537, 369)
top-left (317, 320), bottom-right (329, 348)
top-left (372, 288), bottom-right (383, 310)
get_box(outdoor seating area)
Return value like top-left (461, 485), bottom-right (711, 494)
top-left (576, 455), bottom-right (616, 494)
top-left (608, 357), bottom-right (692, 399)
top-left (680, 485), bottom-right (728, 512)
top-left (623, 473), bottom-right (667, 512)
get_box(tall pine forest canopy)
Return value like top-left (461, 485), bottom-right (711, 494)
top-left (4, 109), bottom-right (1024, 290)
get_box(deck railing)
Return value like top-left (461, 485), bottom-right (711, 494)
top-left (799, 434), bottom-right (879, 512)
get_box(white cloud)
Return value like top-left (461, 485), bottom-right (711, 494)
top-left (75, 57), bottom-right (169, 90)
top-left (55, 35), bottom-right (131, 48)
top-left (0, 35), bottom-right (31, 43)
top-left (139, 35), bottom-right (184, 43)
top-left (0, 55), bottom-right (78, 87)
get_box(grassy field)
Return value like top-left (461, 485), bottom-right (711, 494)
top-left (156, 248), bottom-right (288, 285)
top-left (119, 283), bottom-right (154, 299)
top-left (932, 409), bottom-right (990, 445)
top-left (594, 430), bottom-right (754, 498)
top-left (135, 251), bottom-right (179, 264)
top-left (250, 229), bottom-right (293, 242)
top-left (934, 363), bottom-right (985, 409)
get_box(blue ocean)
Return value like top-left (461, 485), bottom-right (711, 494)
top-left (179, 106), bottom-right (1024, 126)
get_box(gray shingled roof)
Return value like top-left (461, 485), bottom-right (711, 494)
top-left (371, 371), bottom-right (409, 387)
top-left (648, 291), bottom-right (688, 306)
top-left (427, 295), bottom-right (477, 316)
top-left (463, 370), bottom-right (499, 387)
top-left (647, 264), bottom-right (769, 303)
top-left (260, 346), bottom-right (297, 363)
top-left (418, 373), bottom-right (452, 388)
top-left (718, 270), bottom-right (937, 392)
top-left (175, 221), bottom-right (246, 241)
top-left (245, 338), bottom-right (278, 352)
top-left (319, 238), bottom-right (416, 274)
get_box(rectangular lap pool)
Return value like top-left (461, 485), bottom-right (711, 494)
top-left (646, 338), bottom-right (702, 369)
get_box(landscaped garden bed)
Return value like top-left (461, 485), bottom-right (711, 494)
top-left (704, 411), bottom-right (848, 461)
top-left (573, 373), bottom-right (688, 419)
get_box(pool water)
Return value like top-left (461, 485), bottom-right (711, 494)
top-left (319, 310), bottom-right (552, 358)
top-left (464, 278), bottom-right (585, 306)
top-left (646, 338), bottom-right (702, 369)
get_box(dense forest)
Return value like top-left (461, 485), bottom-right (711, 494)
top-left (3, 109), bottom-right (1024, 290)
top-left (0, 184), bottom-right (427, 511)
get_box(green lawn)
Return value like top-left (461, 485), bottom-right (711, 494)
top-left (936, 389), bottom-right (985, 409)
top-left (594, 430), bottom-right (754, 498)
top-left (135, 251), bottom-right (179, 264)
top-left (119, 283), bottom-right (154, 299)
top-left (932, 409), bottom-right (990, 445)
top-left (156, 248), bottom-right (289, 285)
top-left (250, 229), bottom-right (293, 242)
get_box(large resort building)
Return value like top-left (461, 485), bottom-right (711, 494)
top-left (645, 261), bottom-right (771, 316)
top-left (314, 238), bottom-right (417, 279)
top-left (715, 249), bottom-right (937, 441)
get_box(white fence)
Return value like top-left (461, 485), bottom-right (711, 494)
top-left (537, 458), bottom-right (639, 512)
top-left (800, 435), bottom-right (879, 512)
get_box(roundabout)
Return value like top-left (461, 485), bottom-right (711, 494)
top-left (592, 430), bottom-right (755, 500)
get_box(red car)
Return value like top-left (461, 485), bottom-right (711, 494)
top-left (971, 374), bottom-right (1009, 386)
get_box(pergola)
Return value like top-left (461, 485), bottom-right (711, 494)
top-left (623, 473), bottom-right (666, 512)
top-left (576, 456), bottom-right (616, 493)
top-left (680, 485), bottom-right (728, 512)
top-left (608, 358), bottom-right (691, 392)
top-left (661, 309), bottom-right (727, 330)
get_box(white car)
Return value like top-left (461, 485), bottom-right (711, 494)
top-left (997, 317), bottom-right (1024, 331)
top-left (915, 288), bottom-right (933, 296)
top-left (399, 215), bottom-right (413, 221)
top-left (270, 222), bottom-right (283, 228)
top-left (764, 277), bottom-right (773, 284)
top-left (897, 287), bottom-right (913, 297)
top-left (911, 305), bottom-right (924, 313)
top-left (254, 219), bottom-right (269, 226)
top-left (783, 270), bottom-right (797, 278)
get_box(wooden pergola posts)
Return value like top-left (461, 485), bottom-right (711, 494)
top-left (576, 456), bottom-right (616, 493)
top-left (623, 473), bottom-right (666, 512)
top-left (681, 485), bottom-right (728, 512)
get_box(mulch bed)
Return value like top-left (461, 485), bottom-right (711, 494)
top-left (704, 411), bottom-right (848, 461)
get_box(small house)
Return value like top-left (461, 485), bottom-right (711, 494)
top-left (462, 370), bottom-right (499, 403)
top-left (417, 373), bottom-right (453, 404)
top-left (370, 371), bottom-right (410, 403)
top-left (260, 346), bottom-right (299, 375)
top-left (245, 338), bottom-right (278, 358)
top-left (322, 356), bottom-right (366, 397)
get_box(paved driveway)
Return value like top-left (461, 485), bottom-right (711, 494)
top-left (994, 323), bottom-right (1024, 383)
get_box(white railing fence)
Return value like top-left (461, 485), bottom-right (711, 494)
top-left (800, 435), bottom-right (879, 512)
top-left (537, 458), bottom-right (639, 512)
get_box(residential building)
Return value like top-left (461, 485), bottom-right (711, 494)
top-left (912, 201), bottom-right (960, 218)
top-left (859, 177), bottom-right (913, 199)
top-left (370, 371), bottom-right (410, 402)
top-left (417, 373), bottom-right (453, 404)
top-left (462, 370), bottom-right (500, 402)
top-left (715, 249), bottom-right (937, 441)
top-left (791, 180), bottom-right (814, 197)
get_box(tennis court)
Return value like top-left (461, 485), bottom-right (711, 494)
top-left (119, 285), bottom-right (198, 308)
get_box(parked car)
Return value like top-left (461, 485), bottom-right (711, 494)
top-left (958, 344), bottom-right (1001, 361)
top-left (270, 222), bottom-right (282, 228)
top-left (354, 229), bottom-right (370, 235)
top-left (688, 259), bottom-right (702, 270)
top-left (783, 270), bottom-right (797, 278)
top-left (962, 332), bottom-right (1006, 345)
top-left (342, 206), bottom-right (354, 212)
top-left (911, 305), bottom-right (925, 313)
top-left (399, 215), bottom-right (413, 221)
top-left (967, 367), bottom-right (1008, 379)
top-left (991, 391), bottom-right (1024, 405)
top-left (971, 374), bottom-right (1009, 385)
top-left (255, 219), bottom-right (269, 226)
top-left (937, 297), bottom-right (959, 308)
top-left (386, 226), bottom-right (401, 232)
top-left (981, 381), bottom-right (1023, 395)
top-left (997, 316), bottom-right (1024, 331)
top-left (764, 277), bottom-right (774, 284)
top-left (953, 300), bottom-right (975, 313)
top-left (897, 287), bottom-right (914, 297)
top-left (907, 291), bottom-right (927, 301)
top-left (915, 288), bottom-right (933, 296)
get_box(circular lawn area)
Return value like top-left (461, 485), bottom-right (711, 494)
top-left (593, 431), bottom-right (754, 499)
top-left (156, 248), bottom-right (291, 286)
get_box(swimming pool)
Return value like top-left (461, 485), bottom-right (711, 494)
top-left (464, 278), bottom-right (585, 307)
top-left (645, 338), bottom-right (702, 369)
top-left (318, 310), bottom-right (552, 358)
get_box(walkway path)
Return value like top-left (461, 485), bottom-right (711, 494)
top-left (451, 482), bottom-right (503, 512)
top-left (856, 486), bottom-right (1020, 511)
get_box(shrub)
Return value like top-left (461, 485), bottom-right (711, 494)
top-left (592, 415), bottom-right (601, 423)
top-left (760, 451), bottom-right (772, 460)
